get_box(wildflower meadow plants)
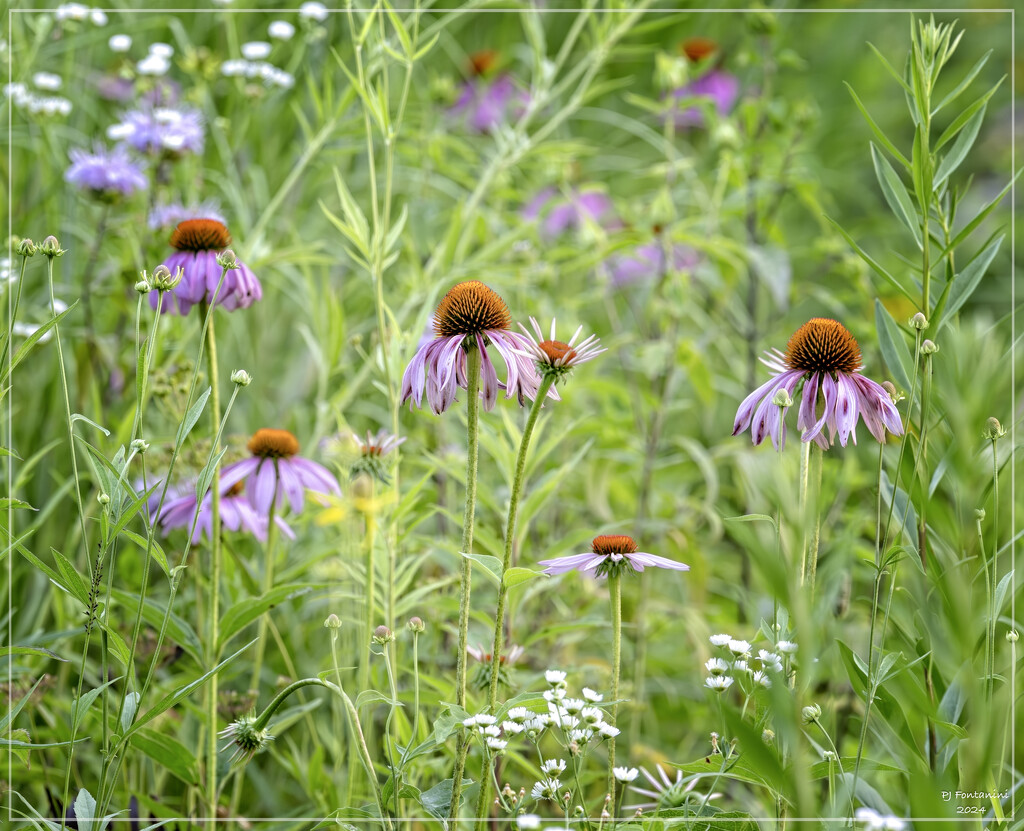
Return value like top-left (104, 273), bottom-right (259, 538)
top-left (3, 5), bottom-right (1018, 831)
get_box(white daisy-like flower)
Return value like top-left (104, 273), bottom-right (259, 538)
top-left (541, 759), bottom-right (566, 775)
top-left (758, 649), bottom-right (782, 665)
top-left (148, 42), bottom-right (174, 58)
top-left (474, 714), bottom-right (497, 726)
top-left (108, 34), bottom-right (132, 52)
top-left (705, 675), bottom-right (733, 692)
top-left (580, 706), bottom-right (602, 725)
top-left (531, 778), bottom-right (561, 801)
top-left (582, 687), bottom-right (603, 702)
top-left (486, 737), bottom-right (508, 751)
top-left (90, 9), bottom-right (107, 25)
top-left (507, 706), bottom-right (531, 723)
top-left (545, 669), bottom-right (567, 685)
top-left (299, 1), bottom-right (329, 21)
top-left (561, 698), bottom-right (585, 714)
top-left (463, 715), bottom-right (480, 727)
top-left (502, 721), bottom-right (524, 734)
top-left (596, 722), bottom-right (620, 738)
top-left (613, 766), bottom-right (639, 783)
top-left (556, 715), bottom-right (580, 731)
top-left (241, 41), bottom-right (272, 60)
top-left (482, 724), bottom-right (501, 737)
top-left (524, 716), bottom-right (549, 733)
top-left (709, 633), bottom-right (732, 647)
top-left (136, 54), bottom-right (170, 76)
top-left (705, 657), bottom-right (729, 676)
top-left (727, 639), bottom-right (751, 656)
top-left (568, 728), bottom-right (593, 744)
top-left (732, 659), bottom-right (749, 673)
top-left (516, 815), bottom-right (541, 830)
top-left (33, 72), bottom-right (62, 90)
top-left (543, 689), bottom-right (565, 703)
top-left (56, 3), bottom-right (89, 22)
top-left (777, 640), bottom-right (798, 654)
top-left (752, 670), bottom-right (772, 688)
top-left (268, 20), bottom-right (296, 40)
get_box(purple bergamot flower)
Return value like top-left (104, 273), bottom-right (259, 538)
top-left (65, 143), bottom-right (147, 200)
top-left (539, 534), bottom-right (689, 578)
top-left (732, 317), bottom-right (904, 451)
top-left (152, 218), bottom-right (262, 315)
top-left (400, 280), bottom-right (555, 415)
top-left (606, 239), bottom-right (700, 287)
top-left (665, 38), bottom-right (739, 129)
top-left (449, 51), bottom-right (528, 133)
top-left (522, 187), bottom-right (619, 241)
top-left (219, 428), bottom-right (341, 515)
top-left (108, 105), bottom-right (204, 156)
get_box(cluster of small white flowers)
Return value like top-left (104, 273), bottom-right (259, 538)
top-left (108, 34), bottom-right (132, 53)
top-left (55, 3), bottom-right (107, 25)
top-left (4, 82), bottom-right (72, 116)
top-left (704, 633), bottom-right (794, 693)
top-left (268, 20), bottom-right (296, 41)
top-left (137, 42), bottom-right (174, 76)
top-left (220, 59), bottom-right (295, 89)
top-left (32, 72), bottom-right (62, 91)
top-left (854, 808), bottom-right (905, 830)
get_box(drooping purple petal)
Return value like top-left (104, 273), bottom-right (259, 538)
top-left (538, 553), bottom-right (602, 575)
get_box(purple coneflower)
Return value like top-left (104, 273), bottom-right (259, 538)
top-left (400, 280), bottom-right (552, 414)
top-left (151, 218), bottom-right (262, 315)
top-left (516, 317), bottom-right (606, 382)
top-left (522, 187), bottom-right (619, 241)
top-left (606, 238), bottom-right (700, 286)
top-left (108, 105), bottom-right (204, 156)
top-left (65, 143), bottom-right (147, 200)
top-left (732, 317), bottom-right (904, 450)
top-left (219, 428), bottom-right (340, 515)
top-left (158, 479), bottom-right (295, 543)
top-left (539, 534), bottom-right (689, 578)
top-left (666, 38), bottom-right (739, 129)
top-left (449, 50), bottom-right (527, 133)
top-left (148, 199), bottom-right (226, 230)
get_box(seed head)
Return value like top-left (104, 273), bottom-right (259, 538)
top-left (219, 714), bottom-right (273, 764)
top-left (881, 381), bottom-right (904, 404)
top-left (248, 428), bottom-right (300, 458)
top-left (135, 278), bottom-right (152, 294)
top-left (784, 318), bottom-right (861, 374)
top-left (130, 439), bottom-right (149, 454)
top-left (433, 280), bottom-right (511, 339)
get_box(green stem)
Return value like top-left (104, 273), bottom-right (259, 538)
top-left (0, 252), bottom-right (30, 370)
top-left (807, 442), bottom-right (824, 591)
top-left (361, 506), bottom-right (378, 696)
top-left (977, 514), bottom-right (993, 701)
top-left (798, 438), bottom-right (811, 584)
top-left (449, 343), bottom-right (482, 819)
top-left (607, 573), bottom-right (622, 805)
top-left (249, 486), bottom-right (280, 692)
top-left (989, 438), bottom-right (999, 701)
top-left (204, 304), bottom-right (223, 814)
top-left (812, 718), bottom-right (851, 817)
top-left (487, 374), bottom-right (556, 710)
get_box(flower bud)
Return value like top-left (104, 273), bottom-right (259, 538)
top-left (98, 492), bottom-right (111, 505)
top-left (130, 439), bottom-right (149, 454)
top-left (772, 388), bottom-right (793, 408)
top-left (372, 624), bottom-right (394, 645)
top-left (881, 381), bottom-right (904, 404)
top-left (407, 616), bottom-right (425, 633)
top-left (324, 613), bottom-right (342, 629)
top-left (217, 248), bottom-right (238, 269)
top-left (801, 703), bottom-right (821, 724)
top-left (134, 279), bottom-right (152, 294)
top-left (1007, 630), bottom-right (1019, 643)
top-left (230, 369), bottom-right (252, 387)
top-left (762, 728), bottom-right (775, 743)
top-left (40, 235), bottom-right (64, 258)
top-left (151, 264), bottom-right (183, 292)
top-left (16, 238), bottom-right (36, 257)
top-left (975, 508), bottom-right (986, 522)
top-left (920, 339), bottom-right (939, 355)
top-left (909, 312), bottom-right (929, 330)
top-left (983, 417), bottom-right (1006, 440)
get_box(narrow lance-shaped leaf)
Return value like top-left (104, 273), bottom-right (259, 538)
top-left (874, 300), bottom-right (914, 393)
top-left (871, 143), bottom-right (922, 248)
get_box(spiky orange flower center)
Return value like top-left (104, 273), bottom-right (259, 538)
top-left (538, 340), bottom-right (576, 365)
top-left (433, 280), bottom-right (511, 339)
top-left (226, 480), bottom-right (246, 497)
top-left (682, 37), bottom-right (718, 62)
top-left (248, 428), bottom-right (300, 458)
top-left (592, 534), bottom-right (638, 556)
top-left (170, 218), bottom-right (231, 251)
top-left (784, 318), bottom-right (861, 375)
top-left (469, 49), bottom-right (498, 76)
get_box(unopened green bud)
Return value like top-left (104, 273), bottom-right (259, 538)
top-left (98, 492), bottom-right (110, 505)
top-left (372, 624), bottom-right (394, 645)
top-left (230, 369), bottom-right (252, 387)
top-left (16, 238), bottom-right (36, 257)
top-left (975, 508), bottom-right (986, 522)
top-left (216, 249), bottom-right (238, 269)
top-left (407, 616), bottom-right (425, 633)
top-left (772, 389), bottom-right (793, 408)
top-left (151, 264), bottom-right (183, 292)
top-left (40, 235), bottom-right (64, 258)
top-left (920, 339), bottom-right (939, 355)
top-left (801, 703), bottom-right (821, 724)
top-left (324, 613), bottom-right (342, 629)
top-left (1007, 630), bottom-right (1019, 643)
top-left (983, 417), bottom-right (1006, 440)
top-left (762, 728), bottom-right (775, 743)
top-left (910, 312), bottom-right (929, 330)
top-left (134, 279), bottom-right (152, 294)
top-left (130, 439), bottom-right (149, 454)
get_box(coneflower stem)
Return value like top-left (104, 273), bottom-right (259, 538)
top-left (203, 303), bottom-right (224, 814)
top-left (249, 485), bottom-right (280, 693)
top-left (487, 374), bottom-right (556, 710)
top-left (806, 442), bottom-right (824, 591)
top-left (988, 437), bottom-right (999, 702)
top-left (449, 343), bottom-right (482, 819)
top-left (798, 439), bottom-right (811, 584)
top-left (360, 496), bottom-right (378, 699)
top-left (608, 572), bottom-right (623, 805)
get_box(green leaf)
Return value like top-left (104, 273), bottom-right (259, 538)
top-left (846, 84), bottom-right (909, 164)
top-left (934, 77), bottom-right (1004, 151)
top-left (120, 691), bottom-right (140, 734)
top-left (111, 589), bottom-right (203, 664)
top-left (724, 514), bottom-right (778, 533)
top-left (936, 235), bottom-right (1002, 330)
top-left (0, 645), bottom-right (68, 662)
top-left (502, 566), bottom-right (547, 589)
top-left (194, 447), bottom-right (228, 503)
top-left (874, 300), bottom-right (914, 393)
top-left (0, 498), bottom-right (35, 511)
top-left (175, 387), bottom-right (211, 447)
top-left (356, 689), bottom-right (404, 710)
top-left (419, 778), bottom-right (473, 818)
top-left (70, 413), bottom-right (110, 437)
top-left (871, 143), bottom-right (921, 247)
top-left (933, 105), bottom-right (985, 188)
top-left (4, 301), bottom-right (78, 381)
top-left (460, 551), bottom-right (503, 587)
top-left (218, 584), bottom-right (314, 651)
top-left (932, 50), bottom-right (992, 114)
top-left (51, 547), bottom-right (90, 606)
top-left (825, 217), bottom-right (916, 304)
top-left (119, 529), bottom-right (170, 578)
top-left (132, 728), bottom-right (199, 785)
top-left (938, 169), bottom-right (1020, 258)
top-left (74, 789), bottom-right (96, 831)
top-left (808, 758), bottom-right (902, 780)
top-left (71, 678), bottom-right (121, 734)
